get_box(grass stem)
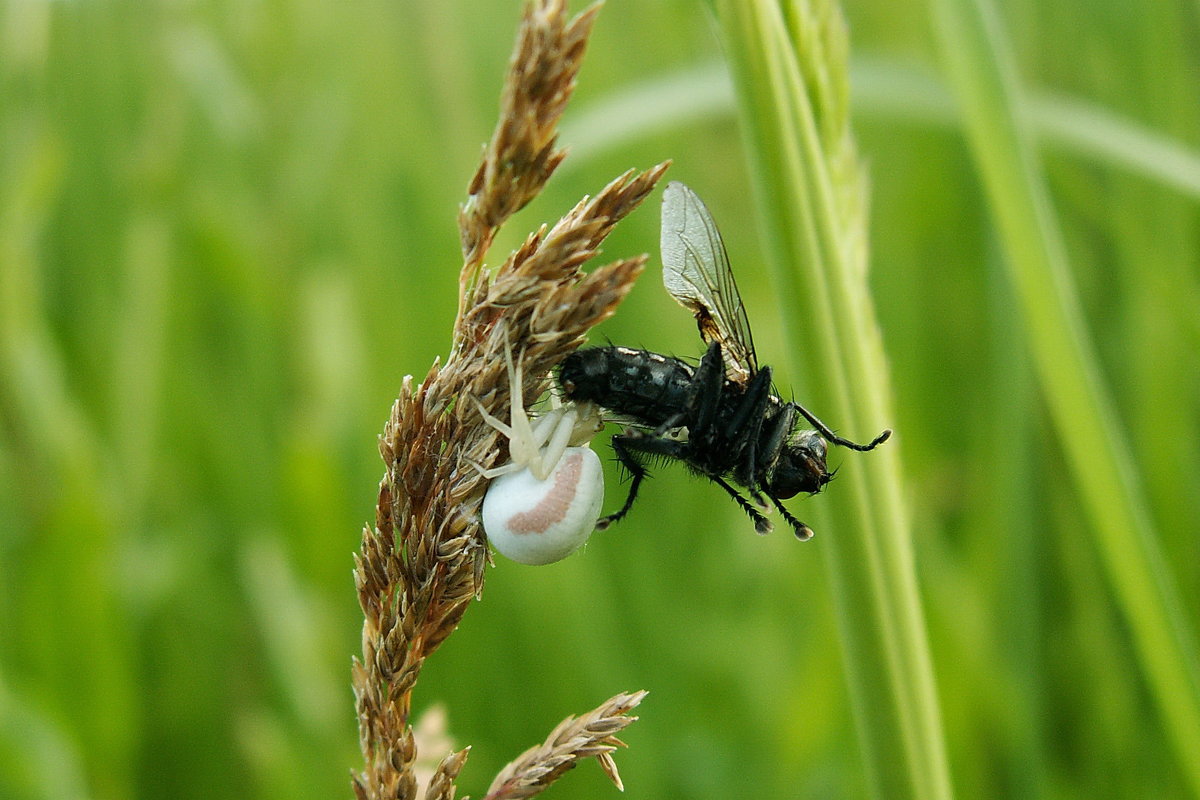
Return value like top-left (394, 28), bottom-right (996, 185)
top-left (930, 0), bottom-right (1200, 792)
top-left (713, 1), bottom-right (954, 797)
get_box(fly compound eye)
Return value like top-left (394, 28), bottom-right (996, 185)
top-left (482, 446), bottom-right (604, 565)
top-left (766, 430), bottom-right (831, 499)
top-left (793, 429), bottom-right (827, 460)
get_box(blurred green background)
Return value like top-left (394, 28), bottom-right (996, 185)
top-left (1, 0), bottom-right (1198, 798)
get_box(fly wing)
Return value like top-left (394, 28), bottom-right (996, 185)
top-left (660, 181), bottom-right (758, 384)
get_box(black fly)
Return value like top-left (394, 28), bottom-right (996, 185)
top-left (558, 181), bottom-right (891, 539)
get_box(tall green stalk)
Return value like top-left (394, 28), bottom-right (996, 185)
top-left (713, 2), bottom-right (953, 798)
top-left (929, 0), bottom-right (1200, 794)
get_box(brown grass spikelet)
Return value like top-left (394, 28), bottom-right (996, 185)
top-left (459, 0), bottom-right (600, 273)
top-left (351, 1), bottom-right (667, 798)
top-left (483, 691), bottom-right (649, 800)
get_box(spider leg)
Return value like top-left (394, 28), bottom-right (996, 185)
top-left (529, 405), bottom-right (577, 481)
top-left (472, 394), bottom-right (514, 440)
top-left (472, 336), bottom-right (563, 478)
top-left (465, 456), bottom-right (519, 480)
top-left (501, 341), bottom-right (548, 468)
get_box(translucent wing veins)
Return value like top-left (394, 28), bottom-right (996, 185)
top-left (660, 181), bottom-right (758, 384)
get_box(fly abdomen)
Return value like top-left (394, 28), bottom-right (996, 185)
top-left (559, 346), bottom-right (694, 428)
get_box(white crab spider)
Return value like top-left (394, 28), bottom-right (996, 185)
top-left (474, 344), bottom-right (605, 566)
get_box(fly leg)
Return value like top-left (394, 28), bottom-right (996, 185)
top-left (768, 494), bottom-right (815, 540)
top-left (686, 341), bottom-right (726, 444)
top-left (710, 475), bottom-right (773, 534)
top-left (722, 366), bottom-right (774, 507)
top-left (756, 402), bottom-right (795, 473)
top-left (641, 343), bottom-right (721, 441)
top-left (596, 433), bottom-right (690, 529)
top-left (791, 402), bottom-right (892, 451)
top-left (744, 402), bottom-right (796, 509)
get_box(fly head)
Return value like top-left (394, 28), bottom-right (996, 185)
top-left (765, 429), bottom-right (831, 499)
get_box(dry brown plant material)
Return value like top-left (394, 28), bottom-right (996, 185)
top-left (483, 690), bottom-right (649, 800)
top-left (351, 1), bottom-right (666, 798)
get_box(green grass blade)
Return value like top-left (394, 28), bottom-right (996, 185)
top-left (712, 2), bottom-right (953, 797)
top-left (562, 59), bottom-right (1200, 201)
top-left (849, 61), bottom-right (1200, 200)
top-left (1028, 91), bottom-right (1200, 199)
top-left (929, 0), bottom-right (1200, 793)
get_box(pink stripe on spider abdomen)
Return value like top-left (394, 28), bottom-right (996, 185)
top-left (506, 451), bottom-right (583, 534)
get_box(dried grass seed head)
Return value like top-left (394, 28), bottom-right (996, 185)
top-left (353, 0), bottom-right (665, 795)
